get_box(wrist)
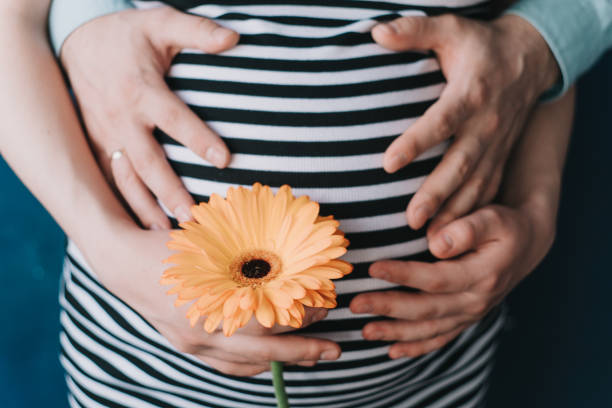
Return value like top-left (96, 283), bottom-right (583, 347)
top-left (493, 14), bottom-right (560, 97)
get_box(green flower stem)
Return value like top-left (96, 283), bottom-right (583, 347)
top-left (271, 361), bottom-right (290, 408)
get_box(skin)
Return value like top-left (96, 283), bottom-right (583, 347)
top-left (1, 1), bottom-right (573, 376)
top-left (60, 8), bottom-right (560, 233)
top-left (351, 87), bottom-right (575, 359)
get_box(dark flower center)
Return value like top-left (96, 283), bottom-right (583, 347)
top-left (241, 259), bottom-right (271, 279)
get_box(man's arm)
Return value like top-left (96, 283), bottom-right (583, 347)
top-left (507, 0), bottom-right (612, 99)
top-left (49, 0), bottom-right (133, 55)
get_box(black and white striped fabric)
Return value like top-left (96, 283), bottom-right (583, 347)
top-left (61, 1), bottom-right (506, 407)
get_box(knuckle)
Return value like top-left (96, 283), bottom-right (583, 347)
top-left (454, 150), bottom-right (472, 178)
top-left (436, 113), bottom-right (454, 138)
top-left (424, 275), bottom-right (446, 293)
top-left (481, 207), bottom-right (504, 228)
top-left (468, 299), bottom-right (488, 317)
top-left (484, 112), bottom-right (501, 134)
top-left (468, 80), bottom-right (490, 107)
top-left (257, 349), bottom-right (273, 362)
top-left (196, 17), bottom-right (219, 35)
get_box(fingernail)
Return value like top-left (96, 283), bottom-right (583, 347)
top-left (151, 223), bottom-right (162, 231)
top-left (175, 205), bottom-right (193, 223)
top-left (320, 350), bottom-right (339, 361)
top-left (384, 153), bottom-right (407, 173)
top-left (375, 23), bottom-right (396, 35)
top-left (354, 304), bottom-right (373, 314)
top-left (213, 26), bottom-right (234, 43)
top-left (205, 146), bottom-right (228, 168)
top-left (443, 233), bottom-right (453, 250)
top-left (390, 350), bottom-right (405, 359)
top-left (430, 232), bottom-right (452, 255)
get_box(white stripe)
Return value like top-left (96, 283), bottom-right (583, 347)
top-left (209, 11), bottom-right (426, 37)
top-left (181, 175), bottom-right (426, 203)
top-left (63, 358), bottom-right (162, 408)
top-left (163, 141), bottom-right (447, 173)
top-left (206, 118), bottom-right (417, 141)
top-left (65, 374), bottom-right (109, 408)
top-left (176, 83), bottom-right (444, 113)
top-left (169, 58), bottom-right (440, 86)
top-left (334, 277), bottom-right (401, 294)
top-left (342, 237), bottom-right (428, 264)
top-left (61, 315), bottom-right (272, 408)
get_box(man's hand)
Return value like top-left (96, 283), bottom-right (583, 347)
top-left (61, 7), bottom-right (239, 229)
top-left (97, 228), bottom-right (341, 377)
top-left (372, 14), bottom-right (560, 229)
top-left (349, 202), bottom-right (555, 358)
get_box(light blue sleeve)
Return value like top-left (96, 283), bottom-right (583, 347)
top-left (49, 0), bottom-right (134, 56)
top-left (506, 0), bottom-right (612, 99)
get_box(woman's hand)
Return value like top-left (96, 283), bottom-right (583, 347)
top-left (350, 201), bottom-right (554, 358)
top-left (371, 13), bottom-right (560, 229)
top-left (61, 7), bottom-right (239, 229)
top-left (97, 227), bottom-right (341, 377)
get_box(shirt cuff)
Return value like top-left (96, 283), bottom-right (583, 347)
top-left (504, 0), bottom-right (601, 100)
top-left (49, 0), bottom-right (134, 57)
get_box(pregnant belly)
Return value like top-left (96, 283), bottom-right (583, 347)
top-left (142, 1), bottom-right (456, 272)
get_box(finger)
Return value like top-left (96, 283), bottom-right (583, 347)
top-left (363, 315), bottom-right (472, 342)
top-left (146, 85), bottom-right (231, 169)
top-left (237, 307), bottom-right (328, 335)
top-left (145, 6), bottom-right (239, 55)
top-left (197, 355), bottom-right (269, 377)
top-left (388, 324), bottom-right (468, 359)
top-left (368, 260), bottom-right (474, 294)
top-left (429, 142), bottom-right (505, 231)
top-left (383, 85), bottom-right (470, 174)
top-left (350, 290), bottom-right (471, 320)
top-left (428, 206), bottom-right (507, 259)
top-left (406, 133), bottom-right (487, 229)
top-left (209, 334), bottom-right (341, 364)
top-left (110, 148), bottom-right (171, 230)
top-left (124, 129), bottom-right (195, 223)
top-left (371, 15), bottom-right (455, 52)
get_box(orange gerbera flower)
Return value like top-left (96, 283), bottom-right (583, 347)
top-left (162, 183), bottom-right (353, 336)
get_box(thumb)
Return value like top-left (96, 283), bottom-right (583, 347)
top-left (371, 15), bottom-right (452, 52)
top-left (145, 6), bottom-right (239, 56)
top-left (428, 206), bottom-right (506, 259)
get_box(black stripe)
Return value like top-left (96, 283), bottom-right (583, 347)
top-left (189, 99), bottom-right (435, 126)
top-left (65, 372), bottom-right (131, 408)
top-left (158, 0), bottom-right (495, 19)
top-left (167, 71), bottom-right (445, 99)
top-left (239, 32), bottom-right (373, 47)
top-left (174, 51), bottom-right (430, 72)
top-left (181, 192), bottom-right (414, 220)
top-left (158, 132), bottom-right (400, 157)
top-left (167, 155), bottom-right (438, 188)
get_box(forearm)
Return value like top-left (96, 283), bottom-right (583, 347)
top-left (507, 0), bottom-right (612, 99)
top-left (0, 6), bottom-right (134, 260)
top-left (49, 0), bottom-right (134, 55)
top-left (501, 87), bottom-right (576, 220)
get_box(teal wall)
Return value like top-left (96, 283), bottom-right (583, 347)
top-left (1, 52), bottom-right (610, 408)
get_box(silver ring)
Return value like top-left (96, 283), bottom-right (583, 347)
top-left (110, 149), bottom-right (124, 162)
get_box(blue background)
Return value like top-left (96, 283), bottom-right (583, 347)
top-left (1, 52), bottom-right (610, 408)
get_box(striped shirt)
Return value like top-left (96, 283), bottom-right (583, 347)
top-left (61, 1), bottom-right (505, 407)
